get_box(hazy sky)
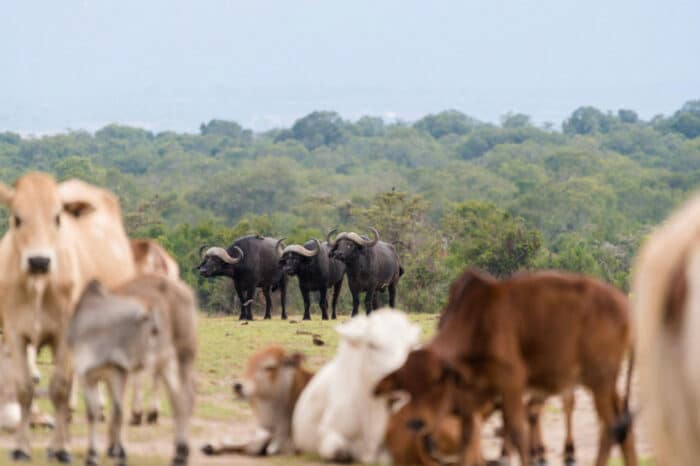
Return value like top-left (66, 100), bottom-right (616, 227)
top-left (1, 0), bottom-right (698, 134)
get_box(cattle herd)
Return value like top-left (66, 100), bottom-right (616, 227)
top-left (0, 171), bottom-right (698, 466)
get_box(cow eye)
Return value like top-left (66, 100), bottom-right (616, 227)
top-left (13, 215), bottom-right (21, 228)
top-left (55, 214), bottom-right (61, 227)
top-left (264, 365), bottom-right (277, 372)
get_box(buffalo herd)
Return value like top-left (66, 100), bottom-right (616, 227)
top-left (0, 171), bottom-right (699, 466)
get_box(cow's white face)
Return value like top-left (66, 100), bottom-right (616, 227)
top-left (234, 346), bottom-right (301, 401)
top-left (336, 308), bottom-right (421, 387)
top-left (0, 173), bottom-right (94, 277)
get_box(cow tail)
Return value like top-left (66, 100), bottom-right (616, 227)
top-left (611, 349), bottom-right (635, 444)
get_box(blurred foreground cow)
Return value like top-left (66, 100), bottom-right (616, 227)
top-left (375, 270), bottom-right (636, 466)
top-left (197, 235), bottom-right (287, 320)
top-left (278, 238), bottom-right (345, 320)
top-left (0, 172), bottom-right (135, 462)
top-left (68, 276), bottom-right (197, 466)
top-left (129, 238), bottom-right (180, 425)
top-left (293, 308), bottom-right (420, 463)
top-left (202, 346), bottom-right (312, 456)
top-left (633, 192), bottom-right (700, 466)
top-left (328, 228), bottom-right (403, 316)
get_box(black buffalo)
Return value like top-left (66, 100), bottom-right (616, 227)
top-left (328, 227), bottom-right (403, 316)
top-left (196, 235), bottom-right (287, 320)
top-left (278, 239), bottom-right (345, 320)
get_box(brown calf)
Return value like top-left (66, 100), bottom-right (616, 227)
top-left (202, 346), bottom-right (313, 456)
top-left (378, 269), bottom-right (636, 466)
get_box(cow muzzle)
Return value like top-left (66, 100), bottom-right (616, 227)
top-left (21, 249), bottom-right (56, 275)
top-left (28, 256), bottom-right (51, 275)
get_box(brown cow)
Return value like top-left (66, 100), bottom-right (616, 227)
top-left (201, 346), bottom-right (313, 456)
top-left (129, 238), bottom-right (180, 426)
top-left (376, 269), bottom-right (636, 466)
top-left (633, 191), bottom-right (700, 466)
top-left (0, 172), bottom-right (135, 462)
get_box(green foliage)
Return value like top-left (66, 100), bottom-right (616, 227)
top-left (0, 100), bottom-right (698, 312)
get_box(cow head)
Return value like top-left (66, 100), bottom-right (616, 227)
top-left (327, 227), bottom-right (379, 262)
top-left (335, 307), bottom-right (421, 386)
top-left (196, 245), bottom-right (243, 278)
top-left (233, 346), bottom-right (305, 401)
top-left (0, 172), bottom-right (96, 277)
top-left (278, 240), bottom-right (321, 276)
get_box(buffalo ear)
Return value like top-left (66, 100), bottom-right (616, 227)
top-left (0, 183), bottom-right (14, 207)
top-left (63, 200), bottom-right (96, 218)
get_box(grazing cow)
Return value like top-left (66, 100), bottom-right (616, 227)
top-left (201, 346), bottom-right (313, 456)
top-left (278, 238), bottom-right (345, 320)
top-left (375, 269), bottom-right (636, 466)
top-left (293, 308), bottom-right (421, 463)
top-left (197, 235), bottom-right (287, 320)
top-left (0, 172), bottom-right (135, 462)
top-left (632, 191), bottom-right (700, 466)
top-left (68, 276), bottom-right (197, 466)
top-left (328, 228), bottom-right (403, 316)
top-left (129, 238), bottom-right (181, 426)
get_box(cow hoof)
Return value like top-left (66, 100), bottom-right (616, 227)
top-left (565, 460), bottom-right (576, 466)
top-left (10, 450), bottom-right (31, 462)
top-left (129, 411), bottom-right (143, 426)
top-left (200, 444), bottom-right (215, 456)
top-left (486, 460), bottom-right (509, 466)
top-left (332, 450), bottom-right (354, 464)
top-left (146, 410), bottom-right (159, 424)
top-left (171, 443), bottom-right (189, 466)
top-left (47, 448), bottom-right (72, 463)
top-left (107, 444), bottom-right (126, 459)
top-left (85, 448), bottom-right (98, 466)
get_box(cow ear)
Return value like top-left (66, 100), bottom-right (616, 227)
top-left (373, 371), bottom-right (398, 396)
top-left (335, 316), bottom-right (368, 344)
top-left (282, 352), bottom-right (305, 367)
top-left (63, 200), bottom-right (96, 218)
top-left (0, 183), bottom-right (14, 207)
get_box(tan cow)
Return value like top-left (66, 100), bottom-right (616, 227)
top-left (202, 346), bottom-right (313, 456)
top-left (128, 238), bottom-right (180, 425)
top-left (633, 191), bottom-right (700, 466)
top-left (0, 172), bottom-right (135, 462)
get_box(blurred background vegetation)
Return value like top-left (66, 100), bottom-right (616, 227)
top-left (1, 100), bottom-right (699, 314)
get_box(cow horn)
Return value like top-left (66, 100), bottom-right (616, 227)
top-left (283, 242), bottom-right (319, 257)
top-left (276, 238), bottom-right (286, 256)
top-left (205, 246), bottom-right (243, 265)
top-left (326, 228), bottom-right (338, 247)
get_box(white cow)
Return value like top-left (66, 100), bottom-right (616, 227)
top-left (292, 308), bottom-right (421, 463)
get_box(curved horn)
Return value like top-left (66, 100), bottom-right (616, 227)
top-left (199, 245), bottom-right (209, 257)
top-left (275, 238), bottom-right (286, 256)
top-left (362, 227), bottom-right (379, 247)
top-left (326, 228), bottom-right (338, 247)
top-left (282, 243), bottom-right (319, 257)
top-left (205, 246), bottom-right (242, 265)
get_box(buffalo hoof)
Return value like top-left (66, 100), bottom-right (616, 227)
top-left (146, 410), bottom-right (159, 424)
top-left (129, 411), bottom-right (143, 426)
top-left (281, 314), bottom-right (288, 320)
top-left (10, 450), bottom-right (31, 462)
top-left (264, 315), bottom-right (271, 320)
top-left (303, 315), bottom-right (311, 321)
top-left (47, 448), bottom-right (72, 463)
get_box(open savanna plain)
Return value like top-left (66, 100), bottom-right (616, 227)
top-left (0, 313), bottom-right (654, 466)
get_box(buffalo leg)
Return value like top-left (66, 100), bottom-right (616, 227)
top-left (301, 288), bottom-right (312, 320)
top-left (244, 286), bottom-right (256, 320)
top-left (562, 391), bottom-right (576, 466)
top-left (48, 342), bottom-right (74, 463)
top-left (331, 279), bottom-right (342, 319)
top-left (262, 287), bottom-right (273, 320)
top-left (351, 290), bottom-right (360, 317)
top-left (318, 287), bottom-right (329, 320)
top-left (9, 335), bottom-right (33, 461)
top-left (372, 292), bottom-right (379, 310)
top-left (388, 283), bottom-right (397, 308)
top-left (279, 277), bottom-right (287, 320)
top-left (364, 290), bottom-right (374, 315)
top-left (234, 283), bottom-right (246, 320)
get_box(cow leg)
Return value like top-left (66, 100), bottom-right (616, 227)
top-left (501, 387), bottom-right (529, 466)
top-left (279, 277), bottom-right (287, 320)
top-left (562, 391), bottom-right (576, 466)
top-left (592, 384), bottom-right (637, 466)
top-left (147, 372), bottom-right (161, 424)
top-left (48, 342), bottom-right (74, 463)
top-left (161, 358), bottom-right (191, 466)
top-left (262, 287), bottom-right (273, 320)
top-left (130, 369), bottom-right (145, 426)
top-left (364, 290), bottom-right (374, 315)
top-left (351, 290), bottom-right (360, 317)
top-left (318, 287), bottom-right (329, 320)
top-left (331, 279), bottom-right (342, 319)
top-left (9, 336), bottom-right (33, 461)
top-left (233, 282), bottom-right (246, 320)
top-left (527, 397), bottom-right (546, 466)
top-left (105, 368), bottom-right (128, 466)
top-left (388, 283), bottom-right (397, 308)
top-left (83, 375), bottom-right (101, 466)
top-left (27, 344), bottom-right (41, 385)
top-left (301, 288), bottom-right (312, 321)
